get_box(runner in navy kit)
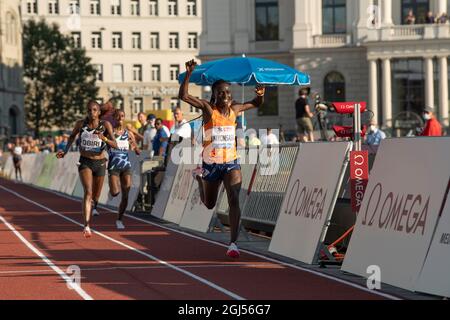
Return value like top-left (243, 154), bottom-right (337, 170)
top-left (56, 101), bottom-right (118, 238)
top-left (108, 110), bottom-right (141, 229)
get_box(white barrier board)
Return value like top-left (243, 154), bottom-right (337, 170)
top-left (162, 163), bottom-right (196, 224)
top-left (269, 142), bottom-right (352, 264)
top-left (342, 138), bottom-right (450, 291)
top-left (416, 187), bottom-right (450, 297)
top-left (179, 181), bottom-right (215, 233)
top-left (151, 159), bottom-right (179, 219)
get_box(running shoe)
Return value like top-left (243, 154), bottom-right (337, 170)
top-left (83, 226), bottom-right (92, 238)
top-left (226, 242), bottom-right (240, 259)
top-left (92, 208), bottom-right (100, 216)
top-left (116, 220), bottom-right (125, 230)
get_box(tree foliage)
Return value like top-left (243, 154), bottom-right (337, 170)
top-left (23, 19), bottom-right (98, 136)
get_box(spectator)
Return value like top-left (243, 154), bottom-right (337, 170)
top-left (126, 111), bottom-right (147, 146)
top-left (419, 106), bottom-right (442, 136)
top-left (12, 137), bottom-right (23, 181)
top-left (171, 107), bottom-right (192, 142)
top-left (436, 12), bottom-right (449, 24)
top-left (152, 118), bottom-right (170, 157)
top-left (365, 119), bottom-right (386, 145)
top-left (261, 128), bottom-right (280, 145)
top-left (425, 11), bottom-right (435, 24)
top-left (405, 9), bottom-right (416, 24)
top-left (295, 87), bottom-right (315, 142)
top-left (248, 131), bottom-right (261, 147)
top-left (57, 134), bottom-right (69, 152)
top-left (143, 114), bottom-right (157, 152)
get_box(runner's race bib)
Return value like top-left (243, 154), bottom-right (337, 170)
top-left (114, 139), bottom-right (129, 152)
top-left (212, 126), bottom-right (235, 149)
top-left (80, 131), bottom-right (103, 152)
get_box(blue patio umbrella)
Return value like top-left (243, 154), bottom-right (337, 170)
top-left (178, 55), bottom-right (310, 87)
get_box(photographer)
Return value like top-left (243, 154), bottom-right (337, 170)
top-left (295, 87), bottom-right (314, 142)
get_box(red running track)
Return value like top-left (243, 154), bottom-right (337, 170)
top-left (0, 178), bottom-right (393, 300)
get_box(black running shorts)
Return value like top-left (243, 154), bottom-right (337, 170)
top-left (78, 156), bottom-right (107, 177)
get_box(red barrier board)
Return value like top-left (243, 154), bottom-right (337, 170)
top-left (333, 102), bottom-right (367, 114)
top-left (350, 151), bottom-right (369, 213)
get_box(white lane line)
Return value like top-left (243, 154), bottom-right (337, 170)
top-left (0, 263), bottom-right (277, 275)
top-left (0, 185), bottom-right (245, 301)
top-left (12, 182), bottom-right (401, 300)
top-left (0, 214), bottom-right (93, 300)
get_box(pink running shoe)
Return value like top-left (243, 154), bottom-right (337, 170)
top-left (226, 243), bottom-right (240, 259)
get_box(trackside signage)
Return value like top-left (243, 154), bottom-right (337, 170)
top-left (342, 138), bottom-right (450, 291)
top-left (416, 183), bottom-right (450, 297)
top-left (179, 183), bottom-right (216, 233)
top-left (269, 142), bottom-right (352, 264)
top-left (350, 151), bottom-right (369, 213)
top-left (162, 163), bottom-right (196, 224)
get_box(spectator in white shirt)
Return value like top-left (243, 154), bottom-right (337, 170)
top-left (171, 107), bottom-right (192, 142)
top-left (261, 128), bottom-right (280, 145)
top-left (143, 114), bottom-right (157, 152)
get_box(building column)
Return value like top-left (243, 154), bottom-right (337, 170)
top-left (424, 57), bottom-right (434, 108)
top-left (382, 0), bottom-right (393, 25)
top-left (382, 58), bottom-right (392, 128)
top-left (438, 0), bottom-right (448, 14)
top-left (369, 59), bottom-right (379, 124)
top-left (439, 56), bottom-right (449, 126)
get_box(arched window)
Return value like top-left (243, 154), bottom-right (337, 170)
top-left (9, 107), bottom-right (18, 135)
top-left (322, 0), bottom-right (347, 34)
top-left (5, 12), bottom-right (17, 45)
top-left (324, 72), bottom-right (346, 102)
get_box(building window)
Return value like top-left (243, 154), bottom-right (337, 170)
top-left (255, 0), bottom-right (279, 41)
top-left (9, 108), bottom-right (18, 136)
top-left (132, 64), bottom-right (143, 82)
top-left (169, 65), bottom-right (180, 81)
top-left (111, 0), bottom-right (122, 15)
top-left (258, 87), bottom-right (278, 116)
top-left (112, 64), bottom-right (124, 82)
top-left (152, 98), bottom-right (162, 110)
top-left (168, 0), bottom-right (178, 16)
top-left (90, 0), bottom-right (101, 15)
top-left (151, 64), bottom-right (161, 81)
top-left (94, 64), bottom-right (103, 81)
top-left (91, 32), bottom-right (102, 49)
top-left (48, 0), bottom-right (60, 15)
top-left (187, 32), bottom-right (197, 49)
top-left (187, 0), bottom-right (197, 16)
top-left (69, 0), bottom-right (79, 14)
top-left (324, 72), bottom-right (346, 102)
top-left (150, 32), bottom-right (160, 49)
top-left (26, 0), bottom-right (38, 14)
top-left (133, 98), bottom-right (144, 114)
top-left (401, 0), bottom-right (430, 24)
top-left (391, 59), bottom-right (425, 117)
top-left (112, 32), bottom-right (122, 49)
top-left (169, 32), bottom-right (179, 49)
top-left (131, 0), bottom-right (140, 16)
top-left (323, 0), bottom-right (347, 34)
top-left (5, 13), bottom-right (17, 45)
top-left (170, 98), bottom-right (180, 109)
top-left (149, 0), bottom-right (158, 16)
top-left (132, 32), bottom-right (141, 49)
top-left (71, 32), bottom-right (81, 48)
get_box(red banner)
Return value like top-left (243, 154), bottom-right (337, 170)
top-left (332, 125), bottom-right (367, 138)
top-left (350, 151), bottom-right (369, 213)
top-left (333, 102), bottom-right (367, 114)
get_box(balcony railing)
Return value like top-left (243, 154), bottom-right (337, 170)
top-left (313, 34), bottom-right (349, 47)
top-left (368, 23), bottom-right (450, 41)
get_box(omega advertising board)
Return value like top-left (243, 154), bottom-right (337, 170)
top-left (416, 183), bottom-right (450, 297)
top-left (269, 142), bottom-right (352, 264)
top-left (342, 137), bottom-right (450, 291)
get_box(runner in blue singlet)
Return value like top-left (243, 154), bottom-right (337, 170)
top-left (108, 110), bottom-right (141, 229)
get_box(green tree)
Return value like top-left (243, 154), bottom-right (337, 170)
top-left (23, 19), bottom-right (98, 137)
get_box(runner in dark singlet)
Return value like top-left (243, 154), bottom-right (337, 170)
top-left (56, 101), bottom-right (118, 238)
